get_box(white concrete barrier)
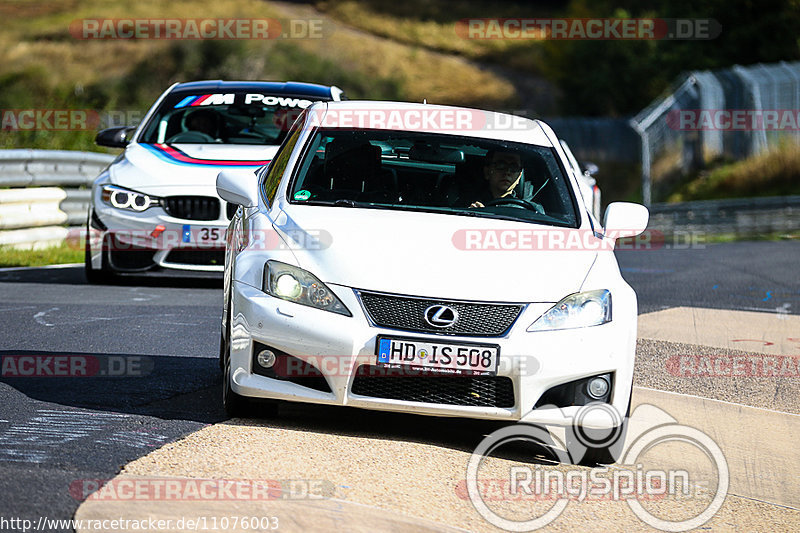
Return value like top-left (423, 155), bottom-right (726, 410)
top-left (0, 150), bottom-right (114, 249)
top-left (0, 188), bottom-right (68, 230)
top-left (0, 226), bottom-right (70, 249)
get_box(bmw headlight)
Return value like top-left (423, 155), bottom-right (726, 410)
top-left (101, 185), bottom-right (160, 212)
top-left (527, 289), bottom-right (611, 331)
top-left (263, 260), bottom-right (351, 316)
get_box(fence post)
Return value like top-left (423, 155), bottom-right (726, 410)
top-left (732, 65), bottom-right (768, 156)
top-left (629, 75), bottom-right (697, 206)
top-left (629, 120), bottom-right (651, 207)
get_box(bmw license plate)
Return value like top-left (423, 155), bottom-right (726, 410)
top-left (376, 336), bottom-right (499, 376)
top-left (182, 225), bottom-right (226, 245)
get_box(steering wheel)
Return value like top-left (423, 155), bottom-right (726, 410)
top-left (167, 131), bottom-right (217, 143)
top-left (485, 197), bottom-right (544, 213)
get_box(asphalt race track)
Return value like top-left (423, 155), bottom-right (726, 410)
top-left (0, 240), bottom-right (798, 532)
top-left (615, 239), bottom-right (799, 315)
top-left (0, 271), bottom-right (226, 531)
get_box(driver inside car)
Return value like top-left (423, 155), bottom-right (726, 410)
top-left (469, 150), bottom-right (544, 213)
top-left (185, 109), bottom-right (219, 138)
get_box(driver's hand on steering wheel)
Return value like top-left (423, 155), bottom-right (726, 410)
top-left (469, 201), bottom-right (485, 208)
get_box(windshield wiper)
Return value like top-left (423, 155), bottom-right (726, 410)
top-left (300, 199), bottom-right (358, 207)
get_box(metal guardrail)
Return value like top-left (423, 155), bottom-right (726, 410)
top-left (0, 150), bottom-right (797, 249)
top-left (0, 150), bottom-right (114, 187)
top-left (0, 150), bottom-right (114, 248)
top-left (631, 61), bottom-right (800, 206)
top-left (648, 195), bottom-right (800, 237)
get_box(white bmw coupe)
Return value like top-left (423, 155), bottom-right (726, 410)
top-left (85, 80), bottom-right (344, 281)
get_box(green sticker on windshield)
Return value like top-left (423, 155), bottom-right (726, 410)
top-left (294, 190), bottom-right (311, 201)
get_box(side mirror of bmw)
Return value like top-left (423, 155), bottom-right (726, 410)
top-left (216, 169), bottom-right (260, 208)
top-left (95, 126), bottom-right (136, 148)
top-left (602, 202), bottom-right (649, 238)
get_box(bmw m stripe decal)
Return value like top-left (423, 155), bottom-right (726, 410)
top-left (174, 94), bottom-right (235, 108)
top-left (174, 94), bottom-right (213, 108)
top-left (141, 143), bottom-right (270, 167)
top-left (175, 96), bottom-right (198, 108)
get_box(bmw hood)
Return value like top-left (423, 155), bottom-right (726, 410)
top-left (274, 206), bottom-right (598, 303)
top-left (107, 143), bottom-right (277, 197)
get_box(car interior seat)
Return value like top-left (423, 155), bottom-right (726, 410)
top-left (325, 140), bottom-right (397, 202)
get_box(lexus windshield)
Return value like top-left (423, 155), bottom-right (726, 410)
top-left (288, 129), bottom-right (579, 226)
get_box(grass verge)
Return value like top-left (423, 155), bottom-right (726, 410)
top-left (0, 0), bottom-right (518, 151)
top-left (694, 231), bottom-right (800, 244)
top-left (0, 242), bottom-right (83, 268)
top-left (668, 143), bottom-right (800, 202)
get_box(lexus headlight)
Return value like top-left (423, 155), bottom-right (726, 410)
top-left (101, 185), bottom-right (160, 212)
top-left (263, 261), bottom-right (351, 316)
top-left (527, 290), bottom-right (611, 331)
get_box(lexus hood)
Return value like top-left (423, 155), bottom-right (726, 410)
top-left (273, 206), bottom-right (598, 303)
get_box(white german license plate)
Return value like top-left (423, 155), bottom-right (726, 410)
top-left (182, 225), bottom-right (226, 245)
top-left (376, 336), bottom-right (499, 376)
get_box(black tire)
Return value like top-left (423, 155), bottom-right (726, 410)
top-left (84, 229), bottom-right (114, 284)
top-left (218, 329), bottom-right (226, 372)
top-left (221, 302), bottom-right (278, 418)
top-left (222, 346), bottom-right (252, 418)
top-left (567, 385), bottom-right (635, 466)
top-left (567, 414), bottom-right (630, 466)
top-left (569, 426), bottom-right (628, 466)
top-left (219, 294), bottom-right (228, 372)
top-left (222, 349), bottom-right (279, 419)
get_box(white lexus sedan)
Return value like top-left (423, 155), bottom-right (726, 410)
top-left (218, 101), bottom-right (648, 463)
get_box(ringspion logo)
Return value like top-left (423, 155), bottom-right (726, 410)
top-left (467, 403), bottom-right (729, 531)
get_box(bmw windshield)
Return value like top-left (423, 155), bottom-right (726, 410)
top-left (139, 90), bottom-right (320, 145)
top-left (288, 129), bottom-right (579, 226)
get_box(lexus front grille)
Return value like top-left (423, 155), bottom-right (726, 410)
top-left (358, 291), bottom-right (523, 336)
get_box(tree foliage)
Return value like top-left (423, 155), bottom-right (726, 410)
top-left (542, 0), bottom-right (800, 115)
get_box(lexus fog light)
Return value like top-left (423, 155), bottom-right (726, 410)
top-left (587, 377), bottom-right (610, 399)
top-left (256, 349), bottom-right (276, 368)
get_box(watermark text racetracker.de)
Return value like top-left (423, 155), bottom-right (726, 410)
top-left (1, 355), bottom-right (151, 378)
top-left (667, 109), bottom-right (800, 131)
top-left (250, 353), bottom-right (540, 378)
top-left (456, 18), bottom-right (721, 40)
top-left (451, 228), bottom-right (705, 251)
top-left (305, 107), bottom-right (533, 132)
top-left (1, 109), bottom-right (145, 131)
top-left (69, 18), bottom-right (327, 40)
top-left (465, 403), bottom-right (729, 531)
top-left (75, 228), bottom-right (332, 252)
top-left (667, 354), bottom-right (800, 378)
top-left (70, 477), bottom-right (334, 501)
